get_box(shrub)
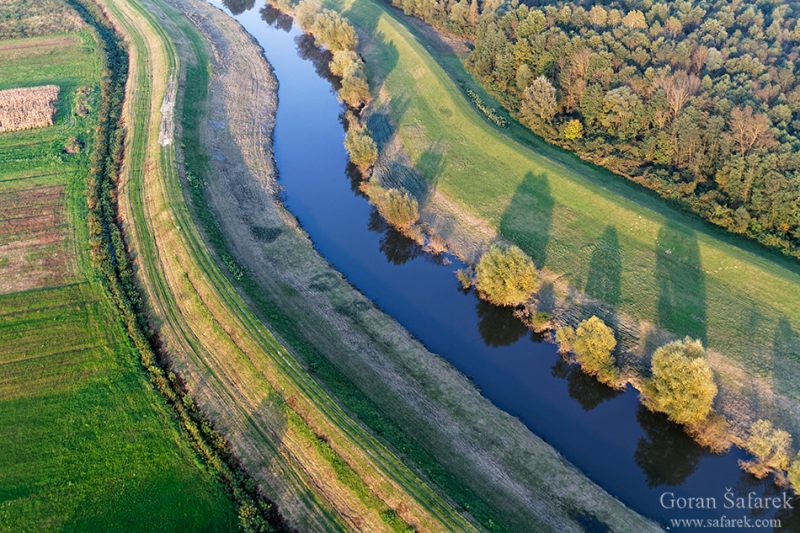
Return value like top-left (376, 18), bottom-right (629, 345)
top-left (339, 72), bottom-right (370, 107)
top-left (64, 135), bottom-right (83, 154)
top-left (555, 325), bottom-right (576, 352)
top-left (742, 419), bottom-right (792, 478)
top-left (329, 50), bottom-right (360, 77)
top-left (474, 244), bottom-right (538, 306)
top-left (648, 337), bottom-right (717, 426)
top-left (790, 453), bottom-right (800, 494)
top-left (573, 316), bottom-right (617, 382)
top-left (561, 119), bottom-right (584, 140)
top-left (344, 125), bottom-right (378, 171)
top-left (368, 186), bottom-right (419, 229)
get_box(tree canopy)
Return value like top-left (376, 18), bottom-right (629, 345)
top-left (474, 243), bottom-right (538, 306)
top-left (649, 337), bottom-right (717, 426)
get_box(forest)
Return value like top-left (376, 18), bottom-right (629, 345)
top-left (389, 0), bottom-right (800, 258)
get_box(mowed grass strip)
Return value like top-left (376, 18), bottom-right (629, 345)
top-left (0, 15), bottom-right (237, 531)
top-left (343, 0), bottom-right (800, 421)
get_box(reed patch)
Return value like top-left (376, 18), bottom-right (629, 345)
top-left (0, 85), bottom-right (59, 133)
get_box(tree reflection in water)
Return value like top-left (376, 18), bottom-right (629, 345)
top-left (475, 299), bottom-right (529, 347)
top-left (260, 3), bottom-right (293, 32)
top-left (634, 405), bottom-right (705, 486)
top-left (223, 0), bottom-right (255, 15)
top-left (551, 358), bottom-right (621, 411)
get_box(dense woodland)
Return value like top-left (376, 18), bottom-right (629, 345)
top-left (389, 0), bottom-right (800, 258)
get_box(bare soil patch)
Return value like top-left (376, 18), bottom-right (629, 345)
top-left (0, 184), bottom-right (72, 293)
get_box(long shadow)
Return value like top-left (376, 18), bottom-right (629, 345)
top-left (773, 318), bottom-right (800, 428)
top-left (347, 0), bottom-right (399, 92)
top-left (223, 0), bottom-right (255, 15)
top-left (634, 405), bottom-right (706, 487)
top-left (655, 221), bottom-right (707, 344)
top-left (499, 171), bottom-right (554, 269)
top-left (585, 226), bottom-right (621, 307)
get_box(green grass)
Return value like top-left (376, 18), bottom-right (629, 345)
top-left (0, 29), bottom-right (237, 531)
top-left (342, 0), bottom-right (800, 414)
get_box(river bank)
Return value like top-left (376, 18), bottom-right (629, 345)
top-left (176, 0), bottom-right (665, 530)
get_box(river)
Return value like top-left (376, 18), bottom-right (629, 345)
top-left (209, 1), bottom-right (798, 529)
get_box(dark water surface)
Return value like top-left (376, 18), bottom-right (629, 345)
top-left (210, 1), bottom-right (798, 529)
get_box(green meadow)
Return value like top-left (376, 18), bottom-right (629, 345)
top-left (0, 26), bottom-right (237, 531)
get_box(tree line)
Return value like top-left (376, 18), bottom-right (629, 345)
top-left (459, 242), bottom-right (800, 493)
top-left (389, 0), bottom-right (800, 259)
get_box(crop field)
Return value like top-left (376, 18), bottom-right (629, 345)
top-left (0, 85), bottom-right (60, 133)
top-left (0, 14), bottom-right (237, 531)
top-left (342, 0), bottom-right (800, 435)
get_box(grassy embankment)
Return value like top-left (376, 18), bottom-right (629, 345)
top-left (0, 14), bottom-right (237, 532)
top-left (97, 0), bottom-right (489, 530)
top-left (339, 0), bottom-right (800, 436)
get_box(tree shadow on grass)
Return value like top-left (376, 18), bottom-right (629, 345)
top-left (347, 0), bottom-right (399, 92)
top-left (655, 221), bottom-right (707, 344)
top-left (499, 171), bottom-right (553, 269)
top-left (772, 317), bottom-right (800, 432)
top-left (634, 405), bottom-right (705, 487)
top-left (585, 226), bottom-right (621, 307)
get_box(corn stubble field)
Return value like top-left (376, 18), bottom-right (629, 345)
top-left (0, 85), bottom-right (59, 133)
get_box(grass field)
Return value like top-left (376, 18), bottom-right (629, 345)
top-left (0, 19), bottom-right (237, 531)
top-left (340, 0), bottom-right (800, 435)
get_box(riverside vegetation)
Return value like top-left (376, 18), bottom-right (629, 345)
top-left (260, 0), bottom-right (800, 497)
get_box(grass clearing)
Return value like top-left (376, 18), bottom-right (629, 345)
top-left (0, 13), bottom-right (237, 531)
top-left (341, 0), bottom-right (800, 436)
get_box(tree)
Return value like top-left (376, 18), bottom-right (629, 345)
top-left (790, 453), bottom-right (800, 494)
top-left (520, 76), bottom-right (557, 125)
top-left (572, 316), bottom-right (618, 383)
top-left (561, 119), bottom-right (583, 140)
top-left (649, 338), bottom-right (717, 426)
top-left (344, 125), bottom-right (378, 171)
top-left (728, 106), bottom-right (775, 155)
top-left (742, 419), bottom-right (792, 477)
top-left (622, 10), bottom-right (647, 30)
top-left (468, 0), bottom-right (479, 26)
top-left (657, 71), bottom-right (700, 119)
top-left (368, 186), bottom-right (419, 229)
top-left (475, 244), bottom-right (538, 306)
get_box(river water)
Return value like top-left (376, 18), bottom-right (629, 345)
top-left (209, 1), bottom-right (798, 529)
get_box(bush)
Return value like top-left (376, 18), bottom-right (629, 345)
top-left (368, 185), bottom-right (419, 229)
top-left (344, 125), bottom-right (377, 171)
top-left (339, 73), bottom-right (370, 107)
top-left (329, 50), bottom-right (360, 77)
top-left (573, 316), bottom-right (617, 383)
top-left (790, 453), bottom-right (800, 494)
top-left (648, 337), bottom-right (717, 426)
top-left (742, 419), bottom-right (792, 478)
top-left (561, 119), bottom-right (584, 140)
top-left (555, 325), bottom-right (576, 352)
top-left (474, 244), bottom-right (538, 306)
